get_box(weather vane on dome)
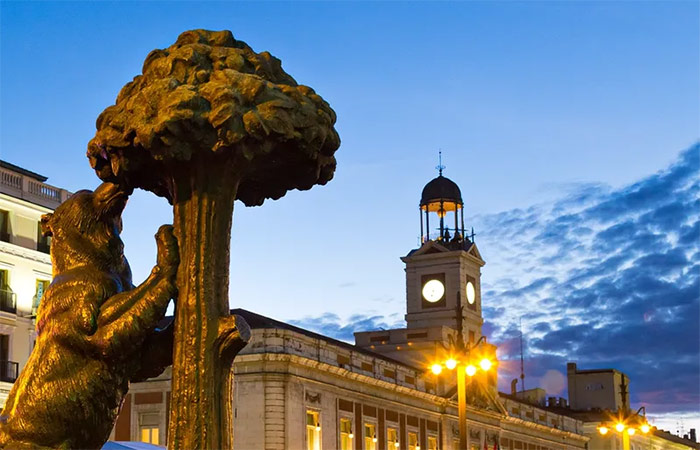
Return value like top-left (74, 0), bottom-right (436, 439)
top-left (436, 149), bottom-right (445, 176)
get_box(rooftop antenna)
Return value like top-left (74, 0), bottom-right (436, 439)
top-left (519, 318), bottom-right (526, 393)
top-left (436, 149), bottom-right (445, 176)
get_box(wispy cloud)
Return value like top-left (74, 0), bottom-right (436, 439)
top-left (473, 144), bottom-right (699, 416)
top-left (289, 313), bottom-right (404, 342)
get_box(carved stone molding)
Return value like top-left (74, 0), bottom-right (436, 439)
top-left (305, 391), bottom-right (321, 404)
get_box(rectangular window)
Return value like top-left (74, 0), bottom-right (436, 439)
top-left (408, 432), bottom-right (418, 450)
top-left (428, 436), bottom-right (438, 450)
top-left (0, 270), bottom-right (15, 314)
top-left (34, 279), bottom-right (49, 315)
top-left (0, 334), bottom-right (8, 361)
top-left (339, 417), bottom-right (353, 450)
top-left (138, 413), bottom-right (160, 445)
top-left (306, 410), bottom-right (321, 450)
top-left (140, 428), bottom-right (159, 445)
top-left (36, 221), bottom-right (51, 253)
top-left (364, 423), bottom-right (376, 450)
top-left (0, 210), bottom-right (9, 242)
top-left (387, 427), bottom-right (398, 448)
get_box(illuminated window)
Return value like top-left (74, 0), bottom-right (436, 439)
top-left (0, 270), bottom-right (13, 313)
top-left (364, 423), bottom-right (377, 450)
top-left (340, 417), bottom-right (353, 450)
top-left (388, 427), bottom-right (398, 448)
top-left (428, 436), bottom-right (438, 450)
top-left (33, 279), bottom-right (49, 315)
top-left (306, 410), bottom-right (321, 450)
top-left (408, 432), bottom-right (418, 450)
top-left (138, 413), bottom-right (160, 445)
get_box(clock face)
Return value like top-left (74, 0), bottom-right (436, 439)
top-left (422, 279), bottom-right (445, 303)
top-left (466, 281), bottom-right (476, 305)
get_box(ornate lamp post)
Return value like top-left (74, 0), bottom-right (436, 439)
top-left (431, 334), bottom-right (495, 450)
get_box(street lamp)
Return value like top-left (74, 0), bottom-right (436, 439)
top-left (597, 407), bottom-right (651, 450)
top-left (430, 335), bottom-right (495, 450)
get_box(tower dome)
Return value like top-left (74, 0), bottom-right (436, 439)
top-left (418, 163), bottom-right (469, 247)
top-left (420, 175), bottom-right (463, 211)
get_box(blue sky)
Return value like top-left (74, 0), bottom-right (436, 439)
top-left (1, 0), bottom-right (698, 434)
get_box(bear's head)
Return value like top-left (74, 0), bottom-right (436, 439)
top-left (40, 182), bottom-right (133, 278)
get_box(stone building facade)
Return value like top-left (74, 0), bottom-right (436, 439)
top-left (115, 309), bottom-right (587, 450)
top-left (0, 161), bottom-right (69, 407)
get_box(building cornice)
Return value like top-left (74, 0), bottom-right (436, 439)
top-left (235, 351), bottom-right (588, 444)
top-left (0, 241), bottom-right (51, 266)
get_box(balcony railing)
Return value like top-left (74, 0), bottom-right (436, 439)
top-left (0, 360), bottom-right (18, 383)
top-left (0, 289), bottom-right (17, 314)
top-left (0, 166), bottom-right (70, 209)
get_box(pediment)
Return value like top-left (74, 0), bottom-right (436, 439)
top-left (465, 242), bottom-right (483, 261)
top-left (409, 240), bottom-right (451, 256)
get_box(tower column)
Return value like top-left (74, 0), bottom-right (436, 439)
top-left (425, 209), bottom-right (430, 241)
top-left (419, 207), bottom-right (424, 242)
top-left (454, 206), bottom-right (459, 239)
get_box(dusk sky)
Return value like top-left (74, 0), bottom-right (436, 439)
top-left (1, 1), bottom-right (698, 433)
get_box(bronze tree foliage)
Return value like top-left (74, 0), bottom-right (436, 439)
top-left (88, 29), bottom-right (339, 206)
top-left (88, 29), bottom-right (340, 449)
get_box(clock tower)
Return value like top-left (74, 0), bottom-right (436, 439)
top-left (355, 166), bottom-right (489, 369)
top-left (403, 171), bottom-right (485, 343)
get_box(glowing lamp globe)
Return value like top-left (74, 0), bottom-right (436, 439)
top-left (479, 358), bottom-right (492, 371)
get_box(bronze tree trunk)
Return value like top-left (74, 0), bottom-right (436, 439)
top-left (167, 158), bottom-right (250, 450)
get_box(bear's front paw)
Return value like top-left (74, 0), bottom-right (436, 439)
top-left (155, 224), bottom-right (179, 276)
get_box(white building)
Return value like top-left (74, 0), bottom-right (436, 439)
top-left (0, 160), bottom-right (70, 407)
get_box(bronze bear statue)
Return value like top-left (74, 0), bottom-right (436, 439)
top-left (0, 182), bottom-right (178, 449)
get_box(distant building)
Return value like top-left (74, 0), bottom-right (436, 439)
top-left (567, 363), bottom-right (629, 412)
top-left (553, 362), bottom-right (699, 450)
top-left (0, 160), bottom-right (70, 406)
